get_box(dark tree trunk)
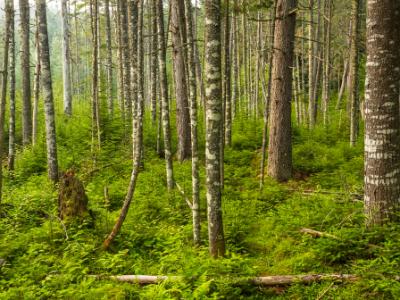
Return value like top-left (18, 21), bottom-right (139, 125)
top-left (170, 0), bottom-right (191, 161)
top-left (267, 0), bottom-right (297, 182)
top-left (19, 0), bottom-right (32, 145)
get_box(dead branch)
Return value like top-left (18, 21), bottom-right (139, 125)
top-left (175, 182), bottom-right (193, 210)
top-left (300, 228), bottom-right (340, 240)
top-left (90, 273), bottom-right (358, 286)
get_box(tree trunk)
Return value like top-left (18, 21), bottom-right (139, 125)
top-left (19, 0), bottom-right (32, 145)
top-left (364, 0), bottom-right (400, 226)
top-left (0, 0), bottom-right (12, 202)
top-left (224, 0), bottom-right (232, 147)
top-left (36, 0), bottom-right (59, 182)
top-left (90, 0), bottom-right (101, 152)
top-left (308, 0), bottom-right (315, 128)
top-left (103, 0), bottom-right (145, 250)
top-left (259, 2), bottom-right (276, 188)
top-left (349, 0), bottom-right (360, 147)
top-left (121, 0), bottom-right (131, 121)
top-left (156, 0), bottom-right (174, 190)
top-left (170, 0), bottom-right (191, 162)
top-left (116, 0), bottom-right (125, 118)
top-left (267, 0), bottom-right (297, 182)
top-left (32, 8), bottom-right (41, 147)
top-left (150, 0), bottom-right (158, 125)
top-left (104, 0), bottom-right (113, 117)
top-left (322, 0), bottom-right (332, 126)
top-left (61, 0), bottom-right (72, 116)
top-left (184, 0), bottom-right (201, 246)
top-left (8, 0), bottom-right (15, 171)
top-left (205, 0), bottom-right (225, 258)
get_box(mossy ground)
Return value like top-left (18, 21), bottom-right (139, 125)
top-left (1, 98), bottom-right (400, 299)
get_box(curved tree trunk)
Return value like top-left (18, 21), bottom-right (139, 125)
top-left (103, 0), bottom-right (145, 250)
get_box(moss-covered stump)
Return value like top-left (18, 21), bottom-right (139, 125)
top-left (58, 171), bottom-right (89, 221)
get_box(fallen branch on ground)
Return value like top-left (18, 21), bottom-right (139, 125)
top-left (300, 227), bottom-right (383, 250)
top-left (300, 228), bottom-right (340, 240)
top-left (90, 273), bottom-right (358, 286)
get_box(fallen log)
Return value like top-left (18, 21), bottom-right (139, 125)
top-left (90, 273), bottom-right (358, 286)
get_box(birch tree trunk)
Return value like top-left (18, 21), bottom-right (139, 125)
top-left (8, 0), bottom-right (15, 171)
top-left (364, 0), bottom-right (400, 226)
top-left (103, 0), bottom-right (146, 250)
top-left (349, 0), bottom-right (360, 147)
top-left (267, 0), bottom-right (297, 182)
top-left (205, 0), bottom-right (225, 258)
top-left (308, 0), bottom-right (315, 128)
top-left (104, 0), bottom-right (113, 117)
top-left (322, 0), bottom-right (332, 126)
top-left (19, 0), bottom-right (32, 145)
top-left (150, 0), bottom-right (158, 125)
top-left (224, 0), bottom-right (232, 147)
top-left (36, 0), bottom-right (59, 182)
top-left (32, 9), bottom-right (41, 147)
top-left (61, 0), bottom-right (72, 116)
top-left (156, 0), bottom-right (174, 190)
top-left (90, 0), bottom-right (101, 151)
top-left (184, 0), bottom-right (201, 246)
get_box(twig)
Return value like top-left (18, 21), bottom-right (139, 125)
top-left (175, 182), bottom-right (193, 210)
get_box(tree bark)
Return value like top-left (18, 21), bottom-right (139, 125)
top-left (308, 0), bottom-right (316, 128)
top-left (90, 0), bottom-right (101, 152)
top-left (19, 0), bottom-right (32, 145)
top-left (170, 0), bottom-right (191, 162)
top-left (36, 0), bottom-right (59, 182)
top-left (184, 0), bottom-right (201, 246)
top-left (267, 0), bottom-right (297, 182)
top-left (156, 0), bottom-right (174, 190)
top-left (349, 0), bottom-right (360, 147)
top-left (0, 0), bottom-right (12, 202)
top-left (322, 0), bottom-right (332, 126)
top-left (8, 0), bottom-right (15, 171)
top-left (205, 0), bottom-right (225, 258)
top-left (61, 0), bottom-right (72, 116)
top-left (103, 0), bottom-right (145, 250)
top-left (364, 0), bottom-right (400, 226)
top-left (32, 8), bottom-right (41, 147)
top-left (150, 0), bottom-right (158, 125)
top-left (259, 2), bottom-right (276, 188)
top-left (104, 0), bottom-right (113, 117)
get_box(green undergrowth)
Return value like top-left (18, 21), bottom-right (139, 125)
top-left (1, 102), bottom-right (400, 299)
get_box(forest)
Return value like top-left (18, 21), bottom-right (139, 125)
top-left (0, 0), bottom-right (400, 298)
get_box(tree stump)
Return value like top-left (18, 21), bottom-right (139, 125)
top-left (58, 170), bottom-right (89, 221)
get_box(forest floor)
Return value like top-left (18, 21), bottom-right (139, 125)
top-left (1, 104), bottom-right (400, 299)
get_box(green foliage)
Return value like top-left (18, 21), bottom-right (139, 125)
top-left (1, 92), bottom-right (399, 299)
